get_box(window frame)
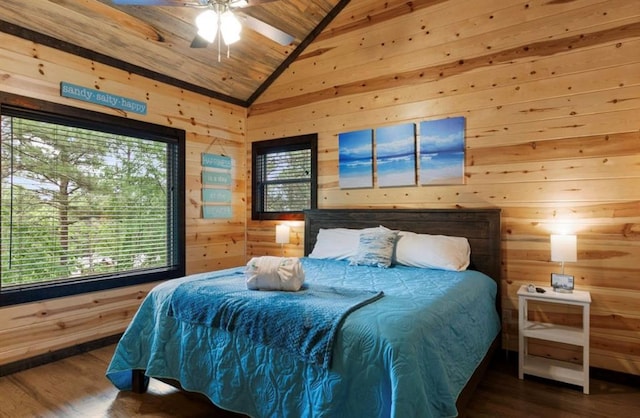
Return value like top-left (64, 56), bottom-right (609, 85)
top-left (251, 134), bottom-right (317, 221)
top-left (0, 92), bottom-right (186, 307)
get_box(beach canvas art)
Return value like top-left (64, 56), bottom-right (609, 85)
top-left (419, 117), bottom-right (465, 185)
top-left (338, 129), bottom-right (373, 188)
top-left (375, 124), bottom-right (416, 187)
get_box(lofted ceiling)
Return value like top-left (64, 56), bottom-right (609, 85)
top-left (0, 0), bottom-right (347, 106)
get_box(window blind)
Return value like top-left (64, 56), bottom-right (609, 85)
top-left (256, 149), bottom-right (312, 212)
top-left (1, 112), bottom-right (178, 289)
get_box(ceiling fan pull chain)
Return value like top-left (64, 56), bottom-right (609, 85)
top-left (217, 27), bottom-right (222, 62)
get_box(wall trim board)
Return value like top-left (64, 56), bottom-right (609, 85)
top-left (0, 334), bottom-right (122, 377)
top-left (0, 0), bottom-right (353, 108)
top-left (0, 20), bottom-right (245, 107)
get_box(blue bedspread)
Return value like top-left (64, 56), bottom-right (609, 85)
top-left (167, 273), bottom-right (383, 368)
top-left (106, 258), bottom-right (501, 418)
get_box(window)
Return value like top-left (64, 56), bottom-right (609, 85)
top-left (0, 93), bottom-right (185, 306)
top-left (252, 134), bottom-right (317, 220)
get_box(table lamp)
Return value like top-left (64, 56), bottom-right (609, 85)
top-left (550, 234), bottom-right (577, 292)
top-left (275, 224), bottom-right (290, 256)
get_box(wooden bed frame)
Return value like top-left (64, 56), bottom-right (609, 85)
top-left (304, 208), bottom-right (501, 282)
top-left (304, 208), bottom-right (502, 413)
top-left (134, 208), bottom-right (502, 415)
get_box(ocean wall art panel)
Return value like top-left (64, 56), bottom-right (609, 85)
top-left (338, 129), bottom-right (373, 189)
top-left (375, 124), bottom-right (416, 187)
top-left (419, 117), bottom-right (466, 185)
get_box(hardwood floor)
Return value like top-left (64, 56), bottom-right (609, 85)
top-left (462, 352), bottom-right (640, 418)
top-left (0, 345), bottom-right (638, 417)
top-left (0, 345), bottom-right (237, 418)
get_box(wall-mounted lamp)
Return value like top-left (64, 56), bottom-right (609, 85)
top-left (550, 234), bottom-right (577, 292)
top-left (275, 224), bottom-right (290, 256)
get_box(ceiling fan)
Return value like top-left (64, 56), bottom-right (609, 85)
top-left (112, 0), bottom-right (295, 60)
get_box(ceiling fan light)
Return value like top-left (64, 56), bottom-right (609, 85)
top-left (195, 9), bottom-right (218, 43)
top-left (220, 11), bottom-right (241, 45)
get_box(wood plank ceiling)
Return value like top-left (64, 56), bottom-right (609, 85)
top-left (0, 0), bottom-right (345, 106)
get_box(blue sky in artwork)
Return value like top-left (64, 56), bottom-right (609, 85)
top-left (339, 129), bottom-right (372, 161)
top-left (376, 124), bottom-right (415, 158)
top-left (420, 117), bottom-right (465, 153)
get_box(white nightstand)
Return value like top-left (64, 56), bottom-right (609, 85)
top-left (518, 285), bottom-right (591, 394)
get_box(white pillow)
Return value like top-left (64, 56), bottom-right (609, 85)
top-left (308, 228), bottom-right (361, 260)
top-left (394, 231), bottom-right (470, 271)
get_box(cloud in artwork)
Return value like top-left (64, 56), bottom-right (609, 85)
top-left (376, 124), bottom-right (415, 157)
top-left (420, 117), bottom-right (465, 153)
top-left (339, 130), bottom-right (372, 160)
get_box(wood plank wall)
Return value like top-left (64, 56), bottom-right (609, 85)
top-left (247, 0), bottom-right (640, 375)
top-left (0, 32), bottom-right (246, 366)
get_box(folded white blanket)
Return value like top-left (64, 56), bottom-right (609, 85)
top-left (245, 256), bottom-right (305, 291)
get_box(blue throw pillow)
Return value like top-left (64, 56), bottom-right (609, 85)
top-left (350, 228), bottom-right (398, 268)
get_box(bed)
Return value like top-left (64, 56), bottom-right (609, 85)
top-left (106, 208), bottom-right (502, 417)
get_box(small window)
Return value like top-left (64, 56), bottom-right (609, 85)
top-left (252, 134), bottom-right (317, 220)
top-left (0, 93), bottom-right (185, 306)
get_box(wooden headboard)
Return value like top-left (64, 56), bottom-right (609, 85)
top-left (304, 208), bottom-right (502, 283)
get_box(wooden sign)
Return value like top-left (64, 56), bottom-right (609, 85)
top-left (202, 171), bottom-right (231, 186)
top-left (202, 188), bottom-right (232, 203)
top-left (203, 205), bottom-right (232, 219)
top-left (201, 153), bottom-right (233, 218)
top-left (60, 82), bottom-right (147, 115)
top-left (202, 153), bottom-right (232, 169)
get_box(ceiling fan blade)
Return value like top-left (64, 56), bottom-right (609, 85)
top-left (239, 14), bottom-right (294, 46)
top-left (112, 0), bottom-right (277, 8)
top-left (112, 0), bottom-right (207, 6)
top-left (229, 0), bottom-right (279, 7)
top-left (190, 34), bottom-right (210, 48)
top-left (244, 0), bottom-right (279, 5)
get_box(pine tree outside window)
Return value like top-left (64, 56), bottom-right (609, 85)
top-left (0, 94), bottom-right (185, 306)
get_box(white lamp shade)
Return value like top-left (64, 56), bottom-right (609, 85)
top-left (275, 224), bottom-right (290, 244)
top-left (550, 234), bottom-right (577, 262)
